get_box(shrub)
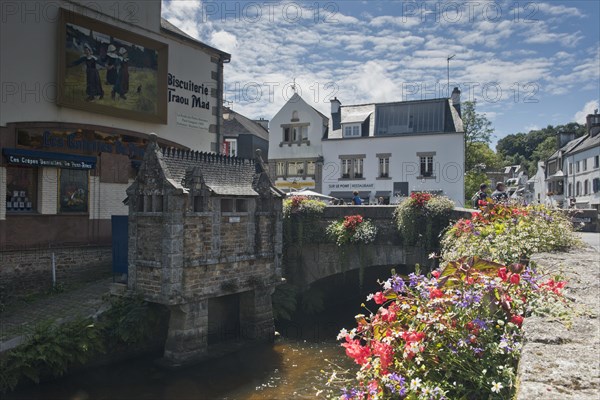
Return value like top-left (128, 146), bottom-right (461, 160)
top-left (326, 215), bottom-right (378, 246)
top-left (393, 193), bottom-right (455, 248)
top-left (283, 196), bottom-right (327, 219)
top-left (441, 203), bottom-right (579, 265)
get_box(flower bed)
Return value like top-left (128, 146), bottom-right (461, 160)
top-left (283, 195), bottom-right (327, 219)
top-left (325, 203), bottom-right (577, 400)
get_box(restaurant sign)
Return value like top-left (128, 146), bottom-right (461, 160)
top-left (3, 148), bottom-right (96, 170)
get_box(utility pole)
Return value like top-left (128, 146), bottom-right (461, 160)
top-left (447, 54), bottom-right (455, 96)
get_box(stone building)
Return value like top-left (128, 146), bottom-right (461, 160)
top-left (126, 134), bottom-right (283, 366)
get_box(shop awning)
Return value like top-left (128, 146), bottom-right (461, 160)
top-left (375, 191), bottom-right (392, 198)
top-left (2, 148), bottom-right (96, 169)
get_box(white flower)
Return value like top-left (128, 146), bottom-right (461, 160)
top-left (428, 252), bottom-right (437, 259)
top-left (410, 377), bottom-right (422, 391)
top-left (491, 381), bottom-right (503, 393)
top-left (336, 328), bottom-right (348, 341)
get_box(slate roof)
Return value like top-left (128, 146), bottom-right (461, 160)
top-left (569, 133), bottom-right (600, 155)
top-left (160, 147), bottom-right (259, 196)
top-left (223, 108), bottom-right (269, 141)
top-left (548, 135), bottom-right (587, 160)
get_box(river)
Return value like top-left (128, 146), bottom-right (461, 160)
top-left (7, 268), bottom-right (398, 400)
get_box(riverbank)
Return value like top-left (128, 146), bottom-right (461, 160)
top-left (516, 232), bottom-right (600, 399)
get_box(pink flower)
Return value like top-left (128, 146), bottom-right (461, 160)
top-left (498, 267), bottom-right (508, 282)
top-left (511, 314), bottom-right (524, 327)
top-left (371, 341), bottom-right (394, 371)
top-left (342, 336), bottom-right (371, 365)
top-left (373, 291), bottom-right (387, 305)
top-left (510, 274), bottom-right (521, 285)
top-left (431, 270), bottom-right (440, 278)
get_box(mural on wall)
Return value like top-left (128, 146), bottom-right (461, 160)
top-left (59, 169), bottom-right (89, 213)
top-left (58, 9), bottom-right (168, 123)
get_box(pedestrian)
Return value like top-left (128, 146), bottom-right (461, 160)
top-left (69, 43), bottom-right (104, 101)
top-left (352, 191), bottom-right (362, 205)
top-left (471, 183), bottom-right (489, 208)
top-left (378, 197), bottom-right (385, 205)
top-left (491, 182), bottom-right (508, 203)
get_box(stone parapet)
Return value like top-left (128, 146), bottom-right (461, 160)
top-left (516, 242), bottom-right (600, 399)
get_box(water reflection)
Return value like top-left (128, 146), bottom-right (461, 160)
top-left (8, 267), bottom-right (401, 400)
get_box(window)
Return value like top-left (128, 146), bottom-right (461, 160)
top-left (282, 124), bottom-right (309, 144)
top-left (223, 139), bottom-right (237, 157)
top-left (568, 183), bottom-right (572, 197)
top-left (420, 156), bottom-right (434, 177)
top-left (343, 124), bottom-right (361, 137)
top-left (221, 198), bottom-right (248, 213)
top-left (6, 166), bottom-right (37, 213)
top-left (583, 159), bottom-right (587, 171)
top-left (59, 169), bottom-right (88, 213)
top-left (306, 161), bottom-right (315, 175)
top-left (576, 161), bottom-right (580, 173)
top-left (584, 180), bottom-right (589, 195)
top-left (593, 178), bottom-right (600, 193)
top-left (569, 162), bottom-right (573, 174)
top-left (340, 156), bottom-right (365, 179)
top-left (291, 110), bottom-right (299, 121)
top-left (378, 156), bottom-right (390, 178)
top-left (595, 155), bottom-right (599, 168)
top-left (287, 161), bottom-right (304, 176)
top-left (576, 181), bottom-right (581, 196)
top-left (276, 162), bottom-right (285, 177)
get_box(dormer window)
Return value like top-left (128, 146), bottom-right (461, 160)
top-left (343, 124), bottom-right (361, 137)
top-left (281, 123), bottom-right (309, 145)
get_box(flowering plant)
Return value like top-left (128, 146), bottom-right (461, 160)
top-left (441, 203), bottom-right (579, 265)
top-left (327, 215), bottom-right (378, 246)
top-left (327, 256), bottom-right (568, 400)
top-left (283, 195), bottom-right (327, 218)
top-left (394, 194), bottom-right (455, 248)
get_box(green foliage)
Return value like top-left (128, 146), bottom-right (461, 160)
top-left (462, 101), bottom-right (495, 171)
top-left (283, 196), bottom-right (327, 219)
top-left (496, 123), bottom-right (587, 175)
top-left (0, 296), bottom-right (161, 393)
top-left (325, 215), bottom-right (378, 247)
top-left (393, 194), bottom-right (455, 249)
top-left (272, 284), bottom-right (298, 320)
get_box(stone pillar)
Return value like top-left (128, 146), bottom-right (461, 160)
top-left (163, 300), bottom-right (208, 366)
top-left (240, 288), bottom-right (275, 341)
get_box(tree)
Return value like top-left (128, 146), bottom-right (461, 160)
top-left (462, 101), bottom-right (495, 171)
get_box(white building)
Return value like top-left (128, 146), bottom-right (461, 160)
top-left (268, 93), bottom-right (328, 193)
top-left (322, 89), bottom-right (465, 205)
top-left (563, 113), bottom-right (600, 210)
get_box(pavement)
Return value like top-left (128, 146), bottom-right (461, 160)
top-left (0, 277), bottom-right (113, 352)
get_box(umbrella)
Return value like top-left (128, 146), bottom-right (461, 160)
top-left (286, 189), bottom-right (335, 200)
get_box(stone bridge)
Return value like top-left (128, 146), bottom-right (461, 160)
top-left (282, 206), bottom-right (471, 289)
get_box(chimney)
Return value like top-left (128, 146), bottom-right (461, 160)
top-left (330, 97), bottom-right (341, 131)
top-left (253, 118), bottom-right (269, 131)
top-left (586, 110), bottom-right (600, 137)
top-left (557, 131), bottom-right (576, 148)
top-left (451, 87), bottom-right (461, 117)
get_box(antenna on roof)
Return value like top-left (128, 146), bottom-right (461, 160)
top-left (447, 54), bottom-right (455, 97)
top-left (291, 77), bottom-right (297, 93)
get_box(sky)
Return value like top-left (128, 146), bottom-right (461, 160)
top-left (161, 0), bottom-right (600, 147)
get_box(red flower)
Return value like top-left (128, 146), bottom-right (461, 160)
top-left (431, 270), bottom-right (441, 278)
top-left (511, 314), bottom-right (524, 327)
top-left (342, 336), bottom-right (371, 365)
top-left (429, 288), bottom-right (444, 299)
top-left (510, 273), bottom-right (521, 285)
top-left (498, 267), bottom-right (508, 282)
top-left (373, 291), bottom-right (387, 305)
top-left (371, 341), bottom-right (394, 371)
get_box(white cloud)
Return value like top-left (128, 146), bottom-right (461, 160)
top-left (574, 100), bottom-right (599, 124)
top-left (210, 31), bottom-right (238, 54)
top-left (537, 3), bottom-right (584, 18)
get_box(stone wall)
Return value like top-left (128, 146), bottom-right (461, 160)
top-left (0, 246), bottom-right (111, 304)
top-left (516, 242), bottom-right (600, 399)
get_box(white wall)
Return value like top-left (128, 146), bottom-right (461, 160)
top-left (565, 146), bottom-right (600, 208)
top-left (322, 133), bottom-right (465, 205)
top-left (0, 0), bottom-right (218, 151)
top-left (269, 93), bottom-right (324, 160)
top-left (38, 168), bottom-right (59, 214)
top-left (89, 176), bottom-right (131, 219)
